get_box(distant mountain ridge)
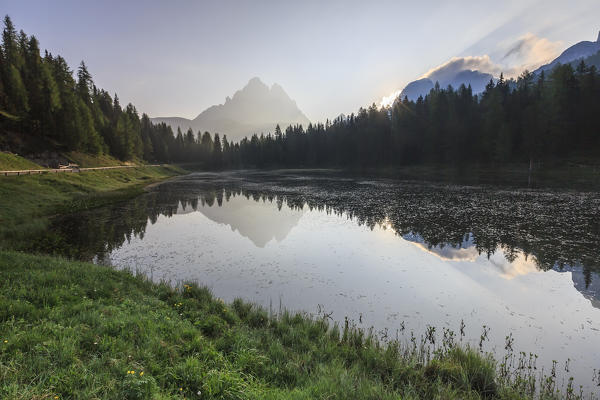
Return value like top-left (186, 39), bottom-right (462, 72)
top-left (399, 70), bottom-right (494, 101)
top-left (397, 30), bottom-right (600, 102)
top-left (534, 31), bottom-right (600, 74)
top-left (152, 78), bottom-right (310, 142)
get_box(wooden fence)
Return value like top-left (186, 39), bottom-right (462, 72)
top-left (0, 165), bottom-right (161, 177)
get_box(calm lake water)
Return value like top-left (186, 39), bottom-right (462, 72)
top-left (38, 170), bottom-right (600, 391)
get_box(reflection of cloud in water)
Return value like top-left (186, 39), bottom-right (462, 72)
top-left (403, 232), bottom-right (539, 279)
top-left (486, 251), bottom-right (540, 280)
top-left (402, 229), bottom-right (600, 310)
top-left (408, 241), bottom-right (480, 262)
top-left (193, 195), bottom-right (304, 248)
top-left (402, 232), bottom-right (479, 262)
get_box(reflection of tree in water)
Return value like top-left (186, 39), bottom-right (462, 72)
top-left (35, 173), bottom-right (600, 287)
top-left (176, 174), bottom-right (599, 285)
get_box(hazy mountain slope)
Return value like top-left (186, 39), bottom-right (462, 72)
top-left (150, 116), bottom-right (194, 132)
top-left (151, 78), bottom-right (310, 142)
top-left (534, 31), bottom-right (600, 74)
top-left (448, 70), bottom-right (493, 93)
top-left (399, 70), bottom-right (494, 101)
top-left (577, 50), bottom-right (600, 69)
top-left (399, 78), bottom-right (434, 101)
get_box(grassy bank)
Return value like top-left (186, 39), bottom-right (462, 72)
top-left (0, 250), bottom-right (560, 400)
top-left (65, 151), bottom-right (134, 168)
top-left (0, 152), bottom-right (44, 170)
top-left (0, 165), bottom-right (184, 244)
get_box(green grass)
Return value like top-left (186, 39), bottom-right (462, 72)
top-left (0, 152), bottom-right (44, 171)
top-left (0, 250), bottom-right (559, 400)
top-left (0, 165), bottom-right (184, 243)
top-left (65, 151), bottom-right (133, 168)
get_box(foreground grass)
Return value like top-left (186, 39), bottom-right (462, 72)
top-left (0, 165), bottom-right (184, 243)
top-left (0, 152), bottom-right (44, 171)
top-left (0, 250), bottom-right (553, 400)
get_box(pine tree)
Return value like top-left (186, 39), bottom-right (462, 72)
top-left (212, 133), bottom-right (222, 168)
top-left (2, 15), bottom-right (18, 66)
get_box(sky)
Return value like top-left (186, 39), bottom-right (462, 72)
top-left (3, 0), bottom-right (600, 122)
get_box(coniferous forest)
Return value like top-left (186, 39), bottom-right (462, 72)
top-left (1, 15), bottom-right (599, 169)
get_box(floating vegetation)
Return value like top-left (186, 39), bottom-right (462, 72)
top-left (20, 170), bottom-right (600, 281)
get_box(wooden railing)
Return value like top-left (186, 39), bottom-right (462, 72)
top-left (0, 165), bottom-right (161, 177)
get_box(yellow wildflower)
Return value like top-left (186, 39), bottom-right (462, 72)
top-left (140, 371), bottom-right (144, 376)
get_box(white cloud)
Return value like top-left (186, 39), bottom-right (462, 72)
top-left (500, 32), bottom-right (562, 74)
top-left (379, 33), bottom-right (563, 105)
top-left (421, 55), bottom-right (502, 81)
top-left (420, 32), bottom-right (561, 82)
top-left (380, 90), bottom-right (403, 108)
top-left (487, 250), bottom-right (540, 280)
top-left (421, 33), bottom-right (562, 80)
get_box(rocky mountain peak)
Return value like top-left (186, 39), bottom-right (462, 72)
top-left (151, 77), bottom-right (309, 142)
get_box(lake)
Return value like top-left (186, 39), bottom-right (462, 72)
top-left (33, 170), bottom-right (600, 391)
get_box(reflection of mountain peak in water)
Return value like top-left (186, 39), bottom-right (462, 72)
top-left (195, 195), bottom-right (304, 247)
top-left (486, 251), bottom-right (540, 279)
top-left (554, 265), bottom-right (600, 309)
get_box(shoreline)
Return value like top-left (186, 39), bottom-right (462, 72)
top-left (0, 165), bottom-right (186, 247)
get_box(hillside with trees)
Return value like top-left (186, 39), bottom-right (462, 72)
top-left (1, 15), bottom-right (599, 170)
